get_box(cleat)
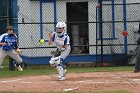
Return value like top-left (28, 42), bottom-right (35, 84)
top-left (14, 64), bottom-right (23, 71)
top-left (57, 69), bottom-right (67, 78)
top-left (134, 69), bottom-right (140, 73)
top-left (57, 75), bottom-right (61, 79)
top-left (57, 76), bottom-right (65, 81)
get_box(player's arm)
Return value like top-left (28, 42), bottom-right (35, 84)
top-left (14, 34), bottom-right (22, 54)
top-left (60, 36), bottom-right (71, 60)
top-left (0, 42), bottom-right (7, 46)
top-left (63, 36), bottom-right (71, 49)
top-left (0, 36), bottom-right (7, 46)
top-left (14, 34), bottom-right (19, 49)
top-left (14, 44), bottom-right (21, 54)
top-left (14, 43), bottom-right (18, 49)
top-left (14, 34), bottom-right (21, 50)
top-left (48, 32), bottom-right (56, 45)
top-left (48, 32), bottom-right (53, 45)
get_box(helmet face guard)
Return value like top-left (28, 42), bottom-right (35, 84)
top-left (56, 22), bottom-right (66, 36)
top-left (56, 27), bottom-right (64, 36)
top-left (57, 32), bottom-right (64, 37)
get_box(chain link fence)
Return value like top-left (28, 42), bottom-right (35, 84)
top-left (16, 0), bottom-right (95, 67)
top-left (96, 1), bottom-right (140, 66)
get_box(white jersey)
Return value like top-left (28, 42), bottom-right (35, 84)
top-left (52, 32), bottom-right (70, 49)
top-left (51, 32), bottom-right (71, 59)
top-left (0, 33), bottom-right (8, 48)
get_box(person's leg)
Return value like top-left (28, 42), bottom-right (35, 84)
top-left (8, 50), bottom-right (23, 71)
top-left (0, 50), bottom-right (7, 68)
top-left (134, 46), bottom-right (140, 73)
top-left (134, 56), bottom-right (140, 72)
top-left (60, 46), bottom-right (71, 59)
top-left (49, 57), bottom-right (66, 80)
top-left (59, 47), bottom-right (71, 78)
top-left (56, 57), bottom-right (67, 80)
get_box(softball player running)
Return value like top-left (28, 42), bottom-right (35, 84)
top-left (48, 22), bottom-right (71, 80)
top-left (0, 26), bottom-right (23, 71)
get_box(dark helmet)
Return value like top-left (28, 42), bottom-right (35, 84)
top-left (6, 26), bottom-right (14, 31)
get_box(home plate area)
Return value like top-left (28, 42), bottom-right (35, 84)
top-left (0, 71), bottom-right (140, 93)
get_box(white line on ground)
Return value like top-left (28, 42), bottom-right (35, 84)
top-left (1, 75), bottom-right (140, 85)
top-left (0, 79), bottom-right (23, 83)
top-left (20, 81), bottom-right (32, 83)
top-left (63, 87), bottom-right (78, 92)
top-left (48, 79), bottom-right (140, 84)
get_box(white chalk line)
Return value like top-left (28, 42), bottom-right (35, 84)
top-left (0, 78), bottom-right (33, 84)
top-left (48, 79), bottom-right (140, 84)
top-left (0, 75), bottom-right (140, 85)
top-left (0, 75), bottom-right (50, 84)
top-left (0, 79), bottom-right (24, 83)
top-left (63, 87), bottom-right (78, 92)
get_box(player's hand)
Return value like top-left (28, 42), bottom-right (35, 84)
top-left (48, 32), bottom-right (52, 39)
top-left (63, 45), bottom-right (68, 49)
top-left (1, 42), bottom-right (7, 46)
top-left (15, 48), bottom-right (22, 55)
top-left (48, 32), bottom-right (52, 45)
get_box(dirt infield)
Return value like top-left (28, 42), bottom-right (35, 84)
top-left (0, 71), bottom-right (140, 93)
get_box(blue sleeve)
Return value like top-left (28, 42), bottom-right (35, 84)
top-left (64, 35), bottom-right (70, 45)
top-left (13, 35), bottom-right (18, 49)
top-left (1, 36), bottom-right (5, 43)
top-left (14, 42), bottom-right (18, 49)
top-left (64, 37), bottom-right (67, 45)
top-left (0, 36), bottom-right (5, 47)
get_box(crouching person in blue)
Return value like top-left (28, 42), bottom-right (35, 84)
top-left (0, 26), bottom-right (23, 71)
top-left (48, 22), bottom-right (71, 80)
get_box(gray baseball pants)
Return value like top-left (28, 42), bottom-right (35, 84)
top-left (0, 49), bottom-right (22, 66)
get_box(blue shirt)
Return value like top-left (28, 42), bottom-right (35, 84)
top-left (1, 34), bottom-right (17, 51)
top-left (0, 33), bottom-right (8, 48)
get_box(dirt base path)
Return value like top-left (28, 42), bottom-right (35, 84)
top-left (0, 71), bottom-right (140, 93)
